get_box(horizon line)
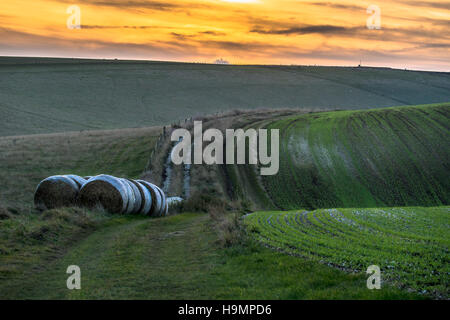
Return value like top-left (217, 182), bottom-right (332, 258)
top-left (1, 55), bottom-right (449, 73)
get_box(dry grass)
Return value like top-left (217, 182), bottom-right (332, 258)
top-left (0, 127), bottom-right (160, 212)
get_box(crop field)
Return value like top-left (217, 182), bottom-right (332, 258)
top-left (245, 207), bottom-right (449, 298)
top-left (0, 124), bottom-right (418, 299)
top-left (261, 103), bottom-right (450, 209)
top-left (1, 57), bottom-right (450, 136)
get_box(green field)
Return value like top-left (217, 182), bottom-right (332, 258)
top-left (0, 210), bottom-right (419, 300)
top-left (0, 127), bottom-right (160, 211)
top-left (259, 103), bottom-right (450, 209)
top-left (245, 207), bottom-right (449, 298)
top-left (1, 57), bottom-right (450, 136)
top-left (0, 125), bottom-right (418, 299)
top-left (0, 57), bottom-right (449, 300)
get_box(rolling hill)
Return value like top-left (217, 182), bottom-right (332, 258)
top-left (239, 103), bottom-right (450, 210)
top-left (1, 57), bottom-right (450, 137)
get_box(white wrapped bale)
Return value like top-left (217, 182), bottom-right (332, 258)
top-left (130, 180), bottom-right (152, 215)
top-left (64, 175), bottom-right (87, 189)
top-left (154, 185), bottom-right (167, 216)
top-left (122, 179), bottom-right (142, 214)
top-left (34, 175), bottom-right (79, 211)
top-left (78, 175), bottom-right (129, 214)
top-left (118, 178), bottom-right (135, 214)
top-left (137, 180), bottom-right (162, 217)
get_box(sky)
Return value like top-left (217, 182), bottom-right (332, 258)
top-left (0, 0), bottom-right (449, 71)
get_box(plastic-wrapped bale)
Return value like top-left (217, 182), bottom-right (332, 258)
top-left (137, 180), bottom-right (162, 217)
top-left (129, 180), bottom-right (152, 215)
top-left (153, 185), bottom-right (167, 217)
top-left (83, 176), bottom-right (93, 181)
top-left (34, 175), bottom-right (80, 211)
top-left (64, 175), bottom-right (87, 189)
top-left (78, 175), bottom-right (130, 214)
top-left (167, 197), bottom-right (183, 205)
top-left (121, 179), bottom-right (142, 214)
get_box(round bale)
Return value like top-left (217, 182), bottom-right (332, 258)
top-left (137, 180), bottom-right (162, 217)
top-left (34, 175), bottom-right (79, 211)
top-left (119, 178), bottom-right (136, 214)
top-left (78, 175), bottom-right (129, 214)
top-left (129, 180), bottom-right (152, 215)
top-left (64, 175), bottom-right (87, 189)
top-left (122, 179), bottom-right (142, 214)
top-left (154, 185), bottom-right (167, 216)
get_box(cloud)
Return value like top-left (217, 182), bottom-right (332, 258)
top-left (82, 25), bottom-right (167, 29)
top-left (399, 1), bottom-right (450, 10)
top-left (250, 25), bottom-right (357, 35)
top-left (72, 0), bottom-right (210, 11)
top-left (73, 0), bottom-right (179, 11)
top-left (307, 2), bottom-right (363, 11)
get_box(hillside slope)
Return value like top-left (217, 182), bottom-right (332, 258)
top-left (258, 103), bottom-right (450, 209)
top-left (1, 57), bottom-right (450, 136)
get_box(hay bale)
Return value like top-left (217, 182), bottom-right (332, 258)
top-left (164, 201), bottom-right (168, 216)
top-left (119, 178), bottom-right (136, 214)
top-left (34, 175), bottom-right (79, 211)
top-left (137, 180), bottom-right (162, 217)
top-left (154, 185), bottom-right (167, 216)
top-left (84, 176), bottom-right (93, 181)
top-left (78, 175), bottom-right (129, 214)
top-left (129, 180), bottom-right (152, 215)
top-left (167, 197), bottom-right (183, 205)
top-left (122, 179), bottom-right (142, 214)
top-left (64, 175), bottom-right (87, 189)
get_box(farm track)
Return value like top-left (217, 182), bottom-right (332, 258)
top-left (6, 213), bottom-right (216, 299)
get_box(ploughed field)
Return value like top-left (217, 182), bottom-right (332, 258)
top-left (245, 207), bottom-right (450, 298)
top-left (261, 103), bottom-right (450, 209)
top-left (1, 57), bottom-right (450, 136)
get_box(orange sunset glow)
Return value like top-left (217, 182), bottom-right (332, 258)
top-left (0, 0), bottom-right (449, 71)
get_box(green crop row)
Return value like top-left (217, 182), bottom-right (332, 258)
top-left (245, 206), bottom-right (450, 298)
top-left (261, 103), bottom-right (450, 209)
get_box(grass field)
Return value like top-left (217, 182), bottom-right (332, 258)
top-left (0, 65), bottom-right (448, 301)
top-left (0, 211), bottom-right (420, 299)
top-left (0, 120), bottom-right (421, 299)
top-left (259, 103), bottom-right (450, 209)
top-left (1, 57), bottom-right (450, 136)
top-left (245, 207), bottom-right (449, 298)
top-left (0, 127), bottom-right (160, 211)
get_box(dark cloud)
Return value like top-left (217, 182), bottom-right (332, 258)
top-left (250, 25), bottom-right (357, 35)
top-left (73, 0), bottom-right (179, 11)
top-left (399, 1), bottom-right (450, 10)
top-left (307, 2), bottom-right (363, 11)
top-left (199, 31), bottom-right (226, 36)
top-left (82, 25), bottom-right (166, 29)
top-left (72, 0), bottom-right (210, 11)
